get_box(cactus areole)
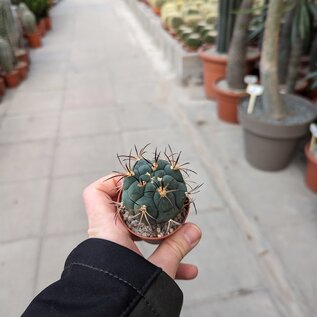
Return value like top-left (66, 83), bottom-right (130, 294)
top-left (115, 145), bottom-right (200, 240)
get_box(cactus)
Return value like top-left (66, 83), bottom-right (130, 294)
top-left (185, 33), bottom-right (202, 50)
top-left (115, 145), bottom-right (200, 238)
top-left (0, 0), bottom-right (21, 51)
top-left (0, 37), bottom-right (15, 73)
top-left (24, 0), bottom-right (48, 21)
top-left (19, 3), bottom-right (37, 34)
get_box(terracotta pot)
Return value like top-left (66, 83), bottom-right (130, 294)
top-left (16, 61), bottom-right (28, 80)
top-left (214, 78), bottom-right (247, 124)
top-left (117, 191), bottom-right (190, 243)
top-left (37, 19), bottom-right (46, 37)
top-left (305, 144), bottom-right (317, 192)
top-left (0, 77), bottom-right (5, 97)
top-left (199, 47), bottom-right (260, 99)
top-left (239, 94), bottom-right (317, 171)
top-left (44, 16), bottom-right (52, 31)
top-left (151, 6), bottom-right (161, 16)
top-left (15, 49), bottom-right (29, 64)
top-left (3, 70), bottom-right (20, 88)
top-left (27, 32), bottom-right (42, 48)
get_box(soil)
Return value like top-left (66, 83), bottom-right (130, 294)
top-left (240, 94), bottom-right (317, 126)
top-left (119, 205), bottom-right (188, 239)
top-left (217, 79), bottom-right (246, 93)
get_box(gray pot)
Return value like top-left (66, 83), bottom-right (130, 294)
top-left (239, 94), bottom-right (317, 171)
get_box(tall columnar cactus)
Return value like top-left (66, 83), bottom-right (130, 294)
top-left (0, 0), bottom-right (21, 51)
top-left (115, 145), bottom-right (200, 238)
top-left (0, 37), bottom-right (15, 73)
top-left (216, 0), bottom-right (242, 54)
top-left (19, 3), bottom-right (37, 34)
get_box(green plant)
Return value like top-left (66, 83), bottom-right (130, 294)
top-left (19, 3), bottom-right (37, 33)
top-left (24, 0), bottom-right (48, 21)
top-left (0, 0), bottom-right (20, 51)
top-left (115, 145), bottom-right (200, 238)
top-left (216, 0), bottom-right (242, 54)
top-left (0, 37), bottom-right (15, 73)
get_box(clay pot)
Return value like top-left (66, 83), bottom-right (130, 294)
top-left (214, 78), bottom-right (247, 124)
top-left (16, 49), bottom-right (29, 64)
top-left (0, 77), bottom-right (5, 97)
top-left (151, 6), bottom-right (161, 16)
top-left (305, 144), bottom-right (317, 192)
top-left (37, 19), bottom-right (46, 37)
top-left (44, 16), bottom-right (52, 31)
top-left (239, 94), bottom-right (317, 171)
top-left (199, 47), bottom-right (260, 99)
top-left (16, 61), bottom-right (28, 80)
top-left (3, 70), bottom-right (20, 88)
top-left (27, 32), bottom-right (42, 48)
top-left (117, 192), bottom-right (190, 243)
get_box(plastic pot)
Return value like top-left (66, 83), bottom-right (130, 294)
top-left (3, 70), bottom-right (20, 88)
top-left (27, 32), bottom-right (42, 48)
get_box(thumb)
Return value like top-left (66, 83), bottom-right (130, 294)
top-left (148, 223), bottom-right (201, 278)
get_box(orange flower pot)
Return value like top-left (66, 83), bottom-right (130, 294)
top-left (199, 47), bottom-right (260, 99)
top-left (16, 49), bottom-right (30, 64)
top-left (0, 77), bottom-right (5, 97)
top-left (3, 70), bottom-right (20, 88)
top-left (214, 78), bottom-right (247, 124)
top-left (27, 32), bottom-right (42, 48)
top-left (305, 144), bottom-right (317, 192)
top-left (17, 61), bottom-right (28, 80)
top-left (44, 16), bottom-right (52, 31)
top-left (37, 19), bottom-right (46, 37)
top-left (151, 6), bottom-right (161, 16)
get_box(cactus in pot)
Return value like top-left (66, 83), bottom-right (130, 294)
top-left (19, 3), bottom-right (37, 34)
top-left (113, 145), bottom-right (200, 240)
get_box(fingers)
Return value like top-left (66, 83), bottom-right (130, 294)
top-left (148, 223), bottom-right (201, 279)
top-left (175, 263), bottom-right (198, 280)
top-left (82, 174), bottom-right (142, 254)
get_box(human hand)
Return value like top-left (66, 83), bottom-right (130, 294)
top-left (83, 173), bottom-right (202, 280)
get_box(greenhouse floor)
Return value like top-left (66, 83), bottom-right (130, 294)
top-left (0, 0), bottom-right (317, 316)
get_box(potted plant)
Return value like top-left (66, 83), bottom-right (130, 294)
top-left (0, 37), bottom-right (20, 87)
top-left (24, 0), bottom-right (48, 36)
top-left (198, 0), bottom-right (259, 99)
top-left (238, 0), bottom-right (317, 171)
top-left (19, 3), bottom-right (42, 48)
top-left (305, 123), bottom-right (317, 192)
top-left (112, 145), bottom-right (200, 241)
top-left (213, 0), bottom-right (258, 123)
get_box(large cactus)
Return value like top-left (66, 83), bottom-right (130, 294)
top-left (19, 3), bottom-right (37, 34)
top-left (0, 0), bottom-right (21, 51)
top-left (115, 145), bottom-right (200, 238)
top-left (0, 37), bottom-right (15, 73)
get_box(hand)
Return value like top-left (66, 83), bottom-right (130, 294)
top-left (83, 173), bottom-right (202, 280)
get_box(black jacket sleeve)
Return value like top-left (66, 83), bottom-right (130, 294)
top-left (22, 238), bottom-right (183, 317)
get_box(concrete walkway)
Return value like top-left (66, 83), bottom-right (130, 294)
top-left (0, 0), bottom-right (316, 316)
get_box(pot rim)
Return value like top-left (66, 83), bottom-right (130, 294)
top-left (214, 78), bottom-right (247, 97)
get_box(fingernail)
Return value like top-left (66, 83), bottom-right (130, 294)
top-left (184, 224), bottom-right (201, 246)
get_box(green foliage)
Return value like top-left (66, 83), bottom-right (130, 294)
top-left (121, 147), bottom-right (189, 225)
top-left (23, 0), bottom-right (48, 21)
top-left (0, 37), bottom-right (15, 73)
top-left (216, 0), bottom-right (242, 54)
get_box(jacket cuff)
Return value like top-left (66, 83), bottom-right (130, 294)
top-left (66, 238), bottom-right (183, 316)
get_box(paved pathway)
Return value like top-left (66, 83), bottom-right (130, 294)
top-left (0, 0), bottom-right (316, 316)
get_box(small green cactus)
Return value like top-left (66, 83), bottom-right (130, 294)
top-left (19, 3), bottom-right (37, 34)
top-left (0, 0), bottom-right (21, 51)
top-left (114, 145), bottom-right (200, 238)
top-left (0, 37), bottom-right (15, 73)
top-left (185, 33), bottom-right (202, 50)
